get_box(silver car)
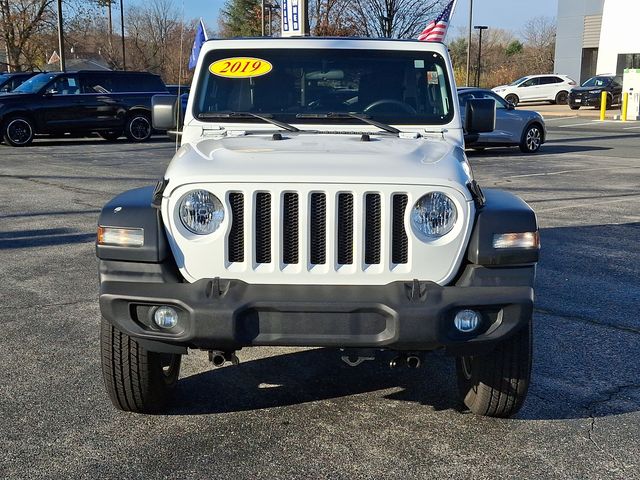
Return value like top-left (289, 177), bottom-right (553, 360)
top-left (458, 88), bottom-right (546, 153)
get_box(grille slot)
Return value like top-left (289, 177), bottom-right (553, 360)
top-left (228, 192), bottom-right (244, 263)
top-left (392, 194), bottom-right (409, 264)
top-left (282, 193), bottom-right (299, 264)
top-left (337, 193), bottom-right (354, 264)
top-left (364, 193), bottom-right (381, 264)
top-left (310, 193), bottom-right (326, 264)
top-left (255, 192), bottom-right (271, 264)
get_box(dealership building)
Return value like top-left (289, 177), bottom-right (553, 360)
top-left (555, 0), bottom-right (640, 83)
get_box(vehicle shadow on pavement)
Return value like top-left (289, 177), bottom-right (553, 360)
top-left (170, 349), bottom-right (460, 416)
top-left (0, 227), bottom-right (95, 249)
top-left (466, 144), bottom-right (611, 156)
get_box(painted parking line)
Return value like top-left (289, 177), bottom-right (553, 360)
top-left (558, 121), bottom-right (602, 127)
top-left (543, 116), bottom-right (579, 121)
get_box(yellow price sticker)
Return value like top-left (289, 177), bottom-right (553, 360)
top-left (209, 57), bottom-right (273, 79)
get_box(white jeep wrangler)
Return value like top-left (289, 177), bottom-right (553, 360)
top-left (97, 38), bottom-right (539, 417)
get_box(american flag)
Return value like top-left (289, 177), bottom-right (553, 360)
top-left (418, 0), bottom-right (456, 42)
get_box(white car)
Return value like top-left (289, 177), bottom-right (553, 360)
top-left (492, 74), bottom-right (577, 106)
top-left (96, 38), bottom-right (540, 418)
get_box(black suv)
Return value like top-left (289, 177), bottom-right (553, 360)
top-left (0, 72), bottom-right (38, 93)
top-left (0, 70), bottom-right (168, 146)
top-left (568, 75), bottom-right (623, 110)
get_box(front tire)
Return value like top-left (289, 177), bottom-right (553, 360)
top-left (456, 322), bottom-right (532, 418)
top-left (3, 116), bottom-right (35, 147)
top-left (519, 123), bottom-right (543, 153)
top-left (125, 113), bottom-right (152, 142)
top-left (100, 317), bottom-right (181, 413)
top-left (505, 94), bottom-right (519, 107)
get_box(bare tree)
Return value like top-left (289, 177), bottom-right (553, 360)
top-left (0, 0), bottom-right (54, 71)
top-left (126, 0), bottom-right (192, 83)
top-left (349, 0), bottom-right (447, 39)
top-left (520, 16), bottom-right (556, 73)
top-left (309, 0), bottom-right (356, 36)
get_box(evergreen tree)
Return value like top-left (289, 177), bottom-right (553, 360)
top-left (219, 0), bottom-right (262, 38)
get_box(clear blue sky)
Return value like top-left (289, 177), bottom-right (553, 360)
top-left (129, 0), bottom-right (558, 37)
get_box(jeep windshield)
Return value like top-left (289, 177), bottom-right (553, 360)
top-left (193, 48), bottom-right (454, 126)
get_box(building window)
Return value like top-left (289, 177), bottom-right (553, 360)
top-left (617, 54), bottom-right (640, 76)
top-left (581, 48), bottom-right (599, 84)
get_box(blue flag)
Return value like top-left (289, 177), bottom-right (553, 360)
top-left (188, 19), bottom-right (207, 70)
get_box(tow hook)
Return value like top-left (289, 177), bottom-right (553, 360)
top-left (208, 350), bottom-right (239, 367)
top-left (390, 353), bottom-right (422, 369)
top-left (340, 348), bottom-right (376, 367)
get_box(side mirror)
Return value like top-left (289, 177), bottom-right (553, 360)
top-left (152, 94), bottom-right (178, 130)
top-left (506, 102), bottom-right (515, 110)
top-left (465, 98), bottom-right (495, 134)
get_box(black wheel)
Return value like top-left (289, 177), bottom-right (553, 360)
top-left (505, 94), bottom-right (519, 107)
top-left (555, 91), bottom-right (568, 105)
top-left (100, 317), bottom-right (181, 413)
top-left (99, 130), bottom-right (123, 142)
top-left (125, 113), bottom-right (152, 142)
top-left (519, 123), bottom-right (543, 153)
top-left (3, 116), bottom-right (35, 147)
top-left (569, 105), bottom-right (580, 110)
top-left (605, 94), bottom-right (613, 110)
top-left (456, 321), bottom-right (532, 418)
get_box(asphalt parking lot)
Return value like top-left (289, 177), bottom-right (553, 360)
top-left (1, 121), bottom-right (639, 479)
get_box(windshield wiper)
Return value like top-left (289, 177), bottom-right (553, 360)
top-left (296, 112), bottom-right (400, 135)
top-left (198, 111), bottom-right (299, 132)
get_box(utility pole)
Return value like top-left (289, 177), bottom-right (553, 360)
top-left (56, 0), bottom-right (66, 71)
top-left (119, 0), bottom-right (126, 70)
top-left (465, 0), bottom-right (473, 86)
top-left (261, 0), bottom-right (265, 36)
top-left (108, 1), bottom-right (113, 50)
top-left (474, 25), bottom-right (488, 87)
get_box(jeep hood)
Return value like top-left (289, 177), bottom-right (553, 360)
top-left (164, 133), bottom-right (472, 193)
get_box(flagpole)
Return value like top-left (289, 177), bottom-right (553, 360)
top-left (465, 0), bottom-right (473, 87)
top-left (56, 0), bottom-right (66, 71)
top-left (201, 18), bottom-right (208, 40)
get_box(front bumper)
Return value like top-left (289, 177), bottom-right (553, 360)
top-left (569, 93), bottom-right (602, 107)
top-left (99, 264), bottom-right (533, 355)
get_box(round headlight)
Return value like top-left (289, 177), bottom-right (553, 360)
top-left (411, 192), bottom-right (458, 240)
top-left (179, 190), bottom-right (224, 235)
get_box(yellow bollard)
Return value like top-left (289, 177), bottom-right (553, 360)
top-left (600, 91), bottom-right (607, 121)
top-left (621, 92), bottom-right (629, 122)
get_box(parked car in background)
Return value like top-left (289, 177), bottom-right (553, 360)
top-left (568, 74), bottom-right (622, 110)
top-left (458, 87), bottom-right (546, 153)
top-left (492, 74), bottom-right (577, 106)
top-left (0, 72), bottom-right (38, 93)
top-left (166, 84), bottom-right (190, 96)
top-left (166, 92), bottom-right (189, 142)
top-left (0, 70), bottom-right (168, 146)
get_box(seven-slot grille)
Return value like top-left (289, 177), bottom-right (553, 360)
top-left (226, 190), bottom-right (410, 269)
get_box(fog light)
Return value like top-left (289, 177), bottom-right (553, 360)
top-left (153, 306), bottom-right (178, 329)
top-left (454, 309), bottom-right (480, 332)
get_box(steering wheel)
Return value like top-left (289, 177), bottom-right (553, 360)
top-left (363, 99), bottom-right (417, 115)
